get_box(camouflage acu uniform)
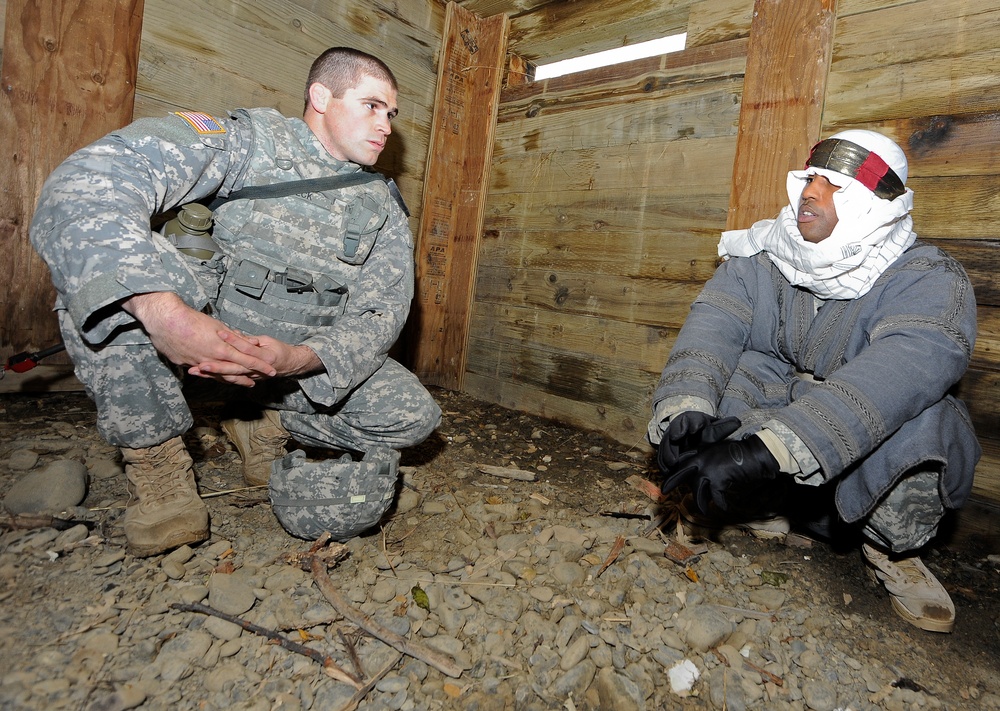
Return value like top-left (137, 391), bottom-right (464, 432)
top-left (30, 108), bottom-right (440, 535)
top-left (650, 245), bottom-right (980, 552)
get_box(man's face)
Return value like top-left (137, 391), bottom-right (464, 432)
top-left (797, 173), bottom-right (841, 243)
top-left (308, 75), bottom-right (398, 166)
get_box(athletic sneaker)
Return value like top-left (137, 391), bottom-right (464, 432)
top-left (862, 543), bottom-right (955, 633)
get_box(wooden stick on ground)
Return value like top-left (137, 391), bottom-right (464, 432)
top-left (311, 558), bottom-right (464, 678)
top-left (337, 652), bottom-right (404, 711)
top-left (171, 601), bottom-right (361, 687)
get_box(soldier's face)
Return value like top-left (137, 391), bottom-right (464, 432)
top-left (796, 174), bottom-right (841, 243)
top-left (310, 75), bottom-right (398, 166)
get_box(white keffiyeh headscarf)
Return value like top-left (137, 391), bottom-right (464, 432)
top-left (718, 130), bottom-right (916, 300)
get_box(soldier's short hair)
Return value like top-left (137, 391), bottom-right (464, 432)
top-left (305, 47), bottom-right (398, 109)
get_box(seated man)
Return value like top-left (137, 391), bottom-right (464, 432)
top-left (30, 47), bottom-right (441, 557)
top-left (649, 130), bottom-right (980, 633)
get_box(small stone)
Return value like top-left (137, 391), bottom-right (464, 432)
top-left (88, 458), bottom-right (123, 480)
top-left (3, 460), bottom-right (88, 514)
top-left (8, 449), bottom-right (39, 471)
top-left (208, 573), bottom-right (257, 615)
top-left (596, 667), bottom-right (645, 711)
top-left (802, 679), bottom-right (839, 711)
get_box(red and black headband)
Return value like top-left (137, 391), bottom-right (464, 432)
top-left (806, 138), bottom-right (906, 200)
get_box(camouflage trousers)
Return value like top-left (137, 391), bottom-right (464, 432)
top-left (57, 309), bottom-right (441, 453)
top-left (862, 467), bottom-right (944, 553)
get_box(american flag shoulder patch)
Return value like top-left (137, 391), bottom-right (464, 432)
top-left (173, 111), bottom-right (226, 135)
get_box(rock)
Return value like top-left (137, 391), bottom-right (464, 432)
top-left (802, 679), bottom-right (839, 711)
top-left (7, 449), bottom-right (39, 471)
top-left (208, 573), bottom-right (257, 615)
top-left (88, 458), bottom-right (123, 481)
top-left (596, 667), bottom-right (646, 711)
top-left (3, 460), bottom-right (88, 514)
top-left (749, 588), bottom-right (786, 611)
top-left (681, 606), bottom-right (735, 652)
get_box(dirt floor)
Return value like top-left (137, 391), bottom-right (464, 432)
top-left (1, 384), bottom-right (999, 709)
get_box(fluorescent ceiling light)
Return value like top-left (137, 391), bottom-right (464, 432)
top-left (534, 33), bottom-right (687, 81)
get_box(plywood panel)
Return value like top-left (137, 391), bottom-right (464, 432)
top-left (489, 135), bottom-right (736, 194)
top-left (686, 0), bottom-right (753, 47)
top-left (466, 335), bottom-right (656, 411)
top-left (469, 302), bottom-right (678, 373)
top-left (474, 265), bottom-right (703, 328)
top-left (832, 0), bottom-right (1000, 72)
top-left (727, 0), bottom-right (836, 229)
top-left (477, 229), bottom-right (721, 283)
top-left (464, 371), bottom-right (651, 448)
top-left (824, 49), bottom-right (1000, 125)
top-left (507, 0), bottom-right (691, 64)
top-left (905, 175), bottom-right (1000, 241)
top-left (484, 186), bottom-right (730, 235)
top-left (929, 239), bottom-right (1000, 308)
top-left (408, 3), bottom-right (509, 389)
top-left (0, 0), bottom-right (144, 358)
top-left (820, 113), bottom-right (1000, 179)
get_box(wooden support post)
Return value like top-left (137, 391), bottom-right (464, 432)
top-left (0, 0), bottom-right (144, 362)
top-left (727, 0), bottom-right (837, 229)
top-left (407, 2), bottom-right (509, 390)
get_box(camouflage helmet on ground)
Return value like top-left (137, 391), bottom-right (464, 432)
top-left (269, 446), bottom-right (400, 540)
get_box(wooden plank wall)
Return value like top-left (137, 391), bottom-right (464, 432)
top-left (0, 0), bottom-right (144, 371)
top-left (0, 0), bottom-right (445, 374)
top-left (462, 0), bottom-right (755, 448)
top-left (820, 0), bottom-right (1000, 527)
top-left (133, 0), bottom-right (445, 225)
top-left (408, 4), bottom-right (509, 390)
top-left (459, 0), bottom-right (1000, 537)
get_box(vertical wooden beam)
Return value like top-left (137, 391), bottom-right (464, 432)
top-left (408, 2), bottom-right (509, 390)
top-left (0, 0), bottom-right (144, 359)
top-left (727, 0), bottom-right (837, 229)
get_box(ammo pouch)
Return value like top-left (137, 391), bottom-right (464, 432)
top-left (269, 447), bottom-right (400, 540)
top-left (215, 258), bottom-right (347, 343)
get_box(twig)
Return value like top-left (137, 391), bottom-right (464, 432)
top-left (380, 525), bottom-right (398, 576)
top-left (594, 536), bottom-right (626, 578)
top-left (476, 464), bottom-right (536, 481)
top-left (713, 644), bottom-right (783, 687)
top-left (171, 601), bottom-right (361, 687)
top-left (338, 628), bottom-right (366, 680)
top-left (199, 484), bottom-right (268, 498)
top-left (450, 489), bottom-right (474, 527)
top-left (337, 653), bottom-right (403, 711)
top-left (743, 657), bottom-right (784, 687)
top-left (278, 532), bottom-right (350, 572)
top-left (710, 603), bottom-right (777, 621)
top-left (311, 559), bottom-right (464, 678)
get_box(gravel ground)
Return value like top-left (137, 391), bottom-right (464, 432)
top-left (1, 385), bottom-right (998, 710)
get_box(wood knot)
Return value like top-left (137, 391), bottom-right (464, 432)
top-left (525, 103), bottom-right (541, 118)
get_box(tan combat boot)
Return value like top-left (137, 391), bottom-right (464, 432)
top-left (122, 436), bottom-right (210, 557)
top-left (221, 409), bottom-right (290, 486)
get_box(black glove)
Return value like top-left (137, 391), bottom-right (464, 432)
top-left (669, 434), bottom-right (782, 514)
top-left (657, 412), bottom-right (741, 488)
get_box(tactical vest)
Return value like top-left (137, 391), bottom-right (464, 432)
top-left (211, 108), bottom-right (391, 343)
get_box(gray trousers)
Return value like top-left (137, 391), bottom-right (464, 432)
top-left (59, 310), bottom-right (440, 454)
top-left (715, 351), bottom-right (968, 553)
